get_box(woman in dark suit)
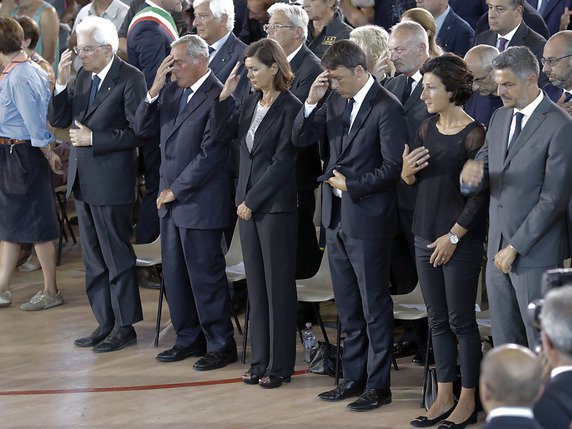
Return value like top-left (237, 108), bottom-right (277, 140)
top-left (213, 38), bottom-right (301, 389)
top-left (401, 54), bottom-right (487, 429)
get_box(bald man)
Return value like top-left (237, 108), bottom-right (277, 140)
top-left (464, 44), bottom-right (503, 127)
top-left (542, 31), bottom-right (572, 115)
top-left (479, 344), bottom-right (544, 429)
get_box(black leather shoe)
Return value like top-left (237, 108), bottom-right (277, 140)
top-left (74, 326), bottom-right (112, 348)
top-left (410, 405), bottom-right (456, 427)
top-left (347, 388), bottom-right (392, 412)
top-left (258, 375), bottom-right (291, 389)
top-left (193, 347), bottom-right (237, 371)
top-left (92, 327), bottom-right (137, 353)
top-left (438, 410), bottom-right (478, 429)
top-left (318, 381), bottom-right (365, 401)
top-left (156, 343), bottom-right (207, 362)
top-left (393, 339), bottom-right (419, 358)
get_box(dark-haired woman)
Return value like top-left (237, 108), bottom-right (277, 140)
top-left (401, 53), bottom-right (487, 429)
top-left (0, 16), bottom-right (63, 310)
top-left (213, 38), bottom-right (301, 389)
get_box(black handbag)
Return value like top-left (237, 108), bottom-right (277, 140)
top-left (423, 367), bottom-right (438, 410)
top-left (309, 341), bottom-right (343, 378)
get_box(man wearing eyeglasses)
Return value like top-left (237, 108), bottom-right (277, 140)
top-left (303, 0), bottom-right (352, 59)
top-left (464, 44), bottom-right (503, 127)
top-left (49, 16), bottom-right (147, 352)
top-left (541, 30), bottom-right (572, 114)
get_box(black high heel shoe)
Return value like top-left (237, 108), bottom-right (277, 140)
top-left (258, 375), bottom-right (291, 389)
top-left (410, 405), bottom-right (456, 427)
top-left (438, 409), bottom-right (478, 429)
top-left (242, 368), bottom-right (262, 385)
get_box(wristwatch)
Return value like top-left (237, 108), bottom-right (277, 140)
top-left (448, 232), bottom-right (459, 245)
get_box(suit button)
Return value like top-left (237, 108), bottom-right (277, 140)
top-left (497, 204), bottom-right (502, 209)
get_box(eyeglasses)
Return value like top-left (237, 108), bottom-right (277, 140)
top-left (263, 23), bottom-right (296, 32)
top-left (73, 45), bottom-right (106, 55)
top-left (473, 70), bottom-right (492, 84)
top-left (541, 53), bottom-right (572, 67)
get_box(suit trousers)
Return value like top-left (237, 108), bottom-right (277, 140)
top-left (160, 213), bottom-right (235, 351)
top-left (415, 235), bottom-right (483, 388)
top-left (75, 200), bottom-right (142, 329)
top-left (135, 139), bottom-right (160, 244)
top-left (326, 197), bottom-right (393, 390)
top-left (240, 211), bottom-right (297, 377)
top-left (486, 259), bottom-right (555, 348)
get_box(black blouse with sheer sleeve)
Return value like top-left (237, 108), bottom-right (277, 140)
top-left (411, 115), bottom-right (488, 242)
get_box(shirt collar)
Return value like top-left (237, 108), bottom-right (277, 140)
top-left (189, 69), bottom-right (211, 93)
top-left (497, 20), bottom-right (521, 40)
top-left (92, 55), bottom-right (115, 83)
top-left (352, 74), bottom-right (375, 106)
top-left (551, 365), bottom-right (572, 379)
top-left (410, 70), bottom-right (423, 84)
top-left (210, 31), bottom-right (231, 54)
top-left (287, 43), bottom-right (304, 63)
top-left (89, 0), bottom-right (122, 19)
top-left (435, 5), bottom-right (450, 35)
top-left (514, 89), bottom-right (543, 117)
top-left (486, 407), bottom-right (535, 422)
top-left (145, 0), bottom-right (168, 14)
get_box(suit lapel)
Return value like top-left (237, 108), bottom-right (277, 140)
top-left (509, 22), bottom-right (527, 47)
top-left (84, 56), bottom-right (121, 119)
top-left (339, 83), bottom-right (379, 157)
top-left (503, 98), bottom-right (549, 168)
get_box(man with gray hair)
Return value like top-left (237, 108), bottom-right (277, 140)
top-left (134, 35), bottom-right (237, 369)
top-left (266, 2), bottom-right (323, 279)
top-left (50, 16), bottom-right (147, 352)
top-left (479, 344), bottom-right (544, 429)
top-left (534, 285), bottom-right (572, 429)
top-left (461, 46), bottom-right (572, 349)
top-left (464, 44), bottom-right (503, 127)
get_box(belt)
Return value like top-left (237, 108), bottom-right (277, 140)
top-left (0, 138), bottom-right (29, 145)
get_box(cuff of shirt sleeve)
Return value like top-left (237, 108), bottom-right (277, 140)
top-left (146, 92), bottom-right (159, 103)
top-left (304, 101), bottom-right (317, 117)
top-left (54, 82), bottom-right (67, 96)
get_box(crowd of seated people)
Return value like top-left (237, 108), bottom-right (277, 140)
top-left (1, 0), bottom-right (571, 427)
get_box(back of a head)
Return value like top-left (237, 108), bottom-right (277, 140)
top-left (480, 344), bottom-right (542, 411)
top-left (465, 45), bottom-right (500, 70)
top-left (349, 25), bottom-right (389, 67)
top-left (541, 285), bottom-right (572, 359)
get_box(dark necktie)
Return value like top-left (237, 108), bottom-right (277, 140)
top-left (538, 0), bottom-right (547, 15)
top-left (208, 46), bottom-right (215, 56)
top-left (402, 76), bottom-right (413, 104)
top-left (87, 75), bottom-right (101, 109)
top-left (177, 88), bottom-right (193, 116)
top-left (497, 37), bottom-right (508, 52)
top-left (507, 112), bottom-right (524, 154)
top-left (342, 98), bottom-right (355, 135)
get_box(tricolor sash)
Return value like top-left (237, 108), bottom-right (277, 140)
top-left (128, 5), bottom-right (179, 41)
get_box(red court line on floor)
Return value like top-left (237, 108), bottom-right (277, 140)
top-left (0, 370), bottom-right (309, 396)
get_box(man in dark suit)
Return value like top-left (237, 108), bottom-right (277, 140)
top-left (385, 21), bottom-right (432, 364)
top-left (267, 3), bottom-right (323, 279)
top-left (450, 0), bottom-right (487, 29)
top-left (134, 35), bottom-right (237, 369)
top-left (527, 0), bottom-right (570, 35)
top-left (304, 0), bottom-right (352, 59)
top-left (50, 16), bottom-right (146, 352)
top-left (476, 0), bottom-right (550, 38)
top-left (461, 46), bottom-right (572, 348)
top-left (480, 344), bottom-right (544, 429)
top-left (534, 286), bottom-right (572, 429)
top-left (541, 30), bottom-right (572, 112)
top-left (127, 0), bottom-right (183, 248)
top-left (475, 0), bottom-right (548, 86)
top-left (417, 0), bottom-right (475, 56)
top-left (293, 40), bottom-right (408, 411)
top-left (464, 44), bottom-right (503, 127)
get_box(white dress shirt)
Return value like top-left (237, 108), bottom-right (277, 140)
top-left (507, 90), bottom-right (544, 148)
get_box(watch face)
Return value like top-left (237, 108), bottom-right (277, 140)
top-left (449, 234), bottom-right (459, 244)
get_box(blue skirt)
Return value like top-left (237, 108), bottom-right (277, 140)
top-left (0, 142), bottom-right (59, 243)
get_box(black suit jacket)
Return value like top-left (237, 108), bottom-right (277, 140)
top-left (213, 91), bottom-right (302, 213)
top-left (384, 75), bottom-right (432, 211)
top-left (290, 44), bottom-right (323, 191)
top-left (476, 3), bottom-right (550, 39)
top-left (534, 370), bottom-right (572, 429)
top-left (210, 32), bottom-right (250, 103)
top-left (437, 8), bottom-right (475, 57)
top-left (292, 80), bottom-right (408, 240)
top-left (482, 416), bottom-right (543, 429)
top-left (134, 72), bottom-right (233, 230)
top-left (49, 56), bottom-right (147, 205)
top-left (474, 21), bottom-right (548, 87)
top-left (449, 0), bottom-right (487, 30)
top-left (528, 0), bottom-right (570, 36)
